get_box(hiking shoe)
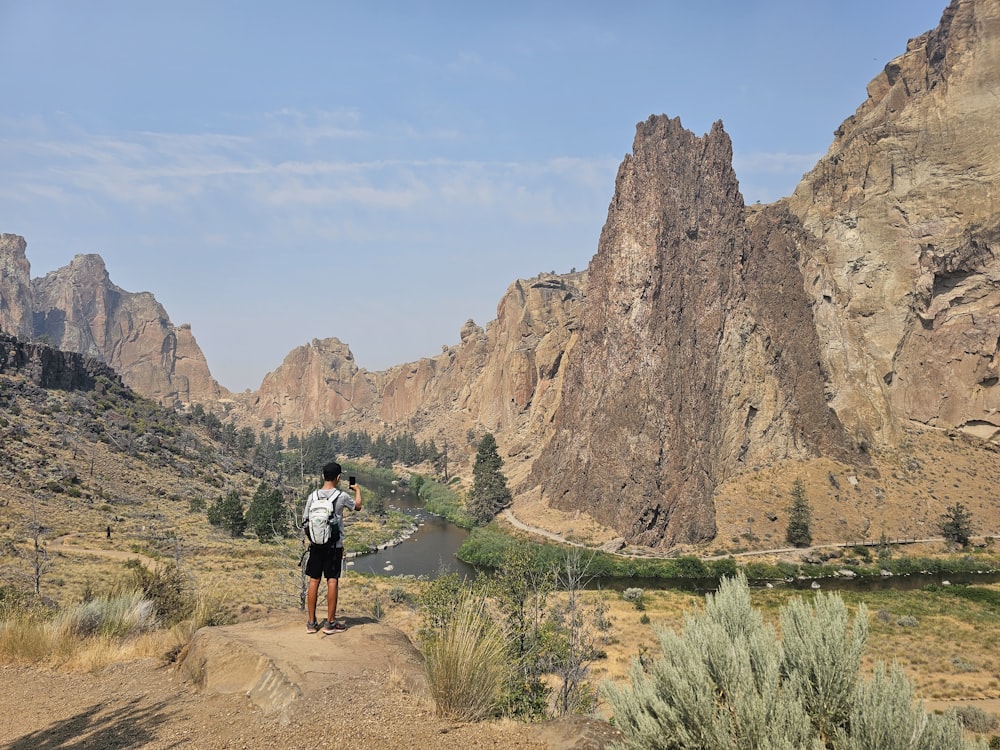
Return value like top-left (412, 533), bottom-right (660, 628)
top-left (306, 620), bottom-right (319, 634)
top-left (322, 621), bottom-right (347, 634)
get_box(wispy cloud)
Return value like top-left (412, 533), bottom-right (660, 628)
top-left (0, 113), bottom-right (615, 228)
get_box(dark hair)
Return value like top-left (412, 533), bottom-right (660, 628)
top-left (322, 462), bottom-right (342, 482)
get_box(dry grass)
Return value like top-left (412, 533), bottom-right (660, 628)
top-left (423, 594), bottom-right (510, 721)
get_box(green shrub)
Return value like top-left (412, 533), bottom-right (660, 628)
top-left (604, 573), bottom-right (982, 750)
top-left (955, 704), bottom-right (998, 734)
top-left (622, 588), bottom-right (645, 612)
top-left (123, 560), bottom-right (194, 626)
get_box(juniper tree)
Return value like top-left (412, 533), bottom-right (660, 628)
top-left (939, 502), bottom-right (974, 547)
top-left (208, 489), bottom-right (246, 537)
top-left (467, 433), bottom-right (512, 525)
top-left (786, 478), bottom-right (813, 548)
top-left (246, 481), bottom-right (287, 541)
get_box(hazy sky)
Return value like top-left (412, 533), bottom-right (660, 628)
top-left (1, 1), bottom-right (946, 392)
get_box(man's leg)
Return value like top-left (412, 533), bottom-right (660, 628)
top-left (327, 578), bottom-right (339, 623)
top-left (306, 577), bottom-right (321, 623)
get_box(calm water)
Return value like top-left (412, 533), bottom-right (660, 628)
top-left (345, 473), bottom-right (476, 578)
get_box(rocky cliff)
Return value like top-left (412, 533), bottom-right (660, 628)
top-left (0, 331), bottom-right (121, 391)
top-left (527, 118), bottom-right (859, 547)
top-left (246, 273), bottom-right (585, 471)
top-left (787, 0), bottom-right (1000, 445)
top-left (0, 239), bottom-right (225, 407)
top-left (0, 234), bottom-right (34, 341)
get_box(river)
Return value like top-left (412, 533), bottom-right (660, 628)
top-left (344, 473), bottom-right (477, 578)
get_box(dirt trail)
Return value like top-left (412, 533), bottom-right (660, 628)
top-left (0, 612), bottom-right (618, 750)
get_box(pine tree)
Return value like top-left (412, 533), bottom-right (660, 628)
top-left (786, 478), bottom-right (813, 548)
top-left (467, 433), bottom-right (512, 525)
top-left (246, 481), bottom-right (287, 541)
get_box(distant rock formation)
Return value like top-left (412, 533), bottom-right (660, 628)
top-left (244, 273), bottom-right (585, 468)
top-left (0, 234), bottom-right (33, 341)
top-left (0, 240), bottom-right (226, 407)
top-left (252, 337), bottom-right (379, 430)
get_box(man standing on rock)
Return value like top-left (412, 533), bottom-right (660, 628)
top-left (302, 461), bottom-right (362, 634)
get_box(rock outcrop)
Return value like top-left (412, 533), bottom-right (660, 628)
top-left (527, 118), bottom-right (858, 547)
top-left (786, 0), bottom-right (1000, 443)
top-left (252, 337), bottom-right (379, 430)
top-left (0, 234), bottom-right (33, 341)
top-left (0, 239), bottom-right (226, 407)
top-left (0, 332), bottom-right (121, 391)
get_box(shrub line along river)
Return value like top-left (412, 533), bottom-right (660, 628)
top-left (346, 473), bottom-right (1000, 592)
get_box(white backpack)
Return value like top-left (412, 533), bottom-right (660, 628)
top-left (305, 490), bottom-right (342, 547)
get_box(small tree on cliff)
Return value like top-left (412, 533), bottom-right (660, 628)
top-left (786, 478), bottom-right (812, 548)
top-left (467, 433), bottom-right (512, 525)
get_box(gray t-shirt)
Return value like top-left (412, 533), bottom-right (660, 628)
top-left (302, 488), bottom-right (355, 549)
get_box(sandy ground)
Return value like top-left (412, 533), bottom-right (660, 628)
top-left (0, 611), bottom-right (619, 750)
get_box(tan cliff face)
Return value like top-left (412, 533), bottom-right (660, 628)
top-left (786, 0), bottom-right (1000, 443)
top-left (243, 273), bottom-right (586, 475)
top-left (252, 337), bottom-right (379, 431)
top-left (0, 234), bottom-right (33, 340)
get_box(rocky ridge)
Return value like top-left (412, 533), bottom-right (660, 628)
top-left (0, 237), bottom-right (226, 407)
top-left (786, 0), bottom-right (1000, 446)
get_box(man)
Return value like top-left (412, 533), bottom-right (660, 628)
top-left (302, 461), bottom-right (362, 634)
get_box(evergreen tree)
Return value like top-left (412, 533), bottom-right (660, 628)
top-left (467, 433), bottom-right (511, 525)
top-left (939, 502), bottom-right (974, 547)
top-left (786, 478), bottom-right (813, 548)
top-left (246, 481), bottom-right (288, 541)
top-left (207, 489), bottom-right (246, 537)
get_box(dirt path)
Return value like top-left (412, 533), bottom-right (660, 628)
top-left (0, 612), bottom-right (617, 750)
top-left (48, 533), bottom-right (163, 566)
top-left (502, 508), bottom-right (976, 562)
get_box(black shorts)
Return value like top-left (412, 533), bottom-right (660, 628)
top-left (304, 544), bottom-right (344, 580)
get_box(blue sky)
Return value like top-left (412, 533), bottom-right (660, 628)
top-left (0, 1), bottom-right (946, 392)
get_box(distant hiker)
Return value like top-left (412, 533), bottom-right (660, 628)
top-left (106, 525), bottom-right (111, 539)
top-left (301, 461), bottom-right (361, 634)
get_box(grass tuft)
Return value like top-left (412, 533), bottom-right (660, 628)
top-left (423, 594), bottom-right (509, 721)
